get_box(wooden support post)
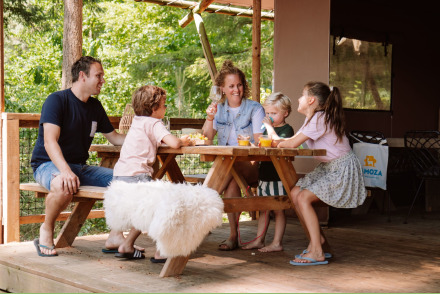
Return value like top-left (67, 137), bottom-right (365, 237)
top-left (0, 0), bottom-right (4, 112)
top-left (1, 116), bottom-right (20, 242)
top-left (252, 0), bottom-right (261, 102)
top-left (0, 118), bottom-right (3, 244)
top-left (0, 0), bottom-right (5, 245)
top-left (194, 13), bottom-right (217, 83)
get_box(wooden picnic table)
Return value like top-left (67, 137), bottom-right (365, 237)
top-left (89, 144), bottom-right (331, 277)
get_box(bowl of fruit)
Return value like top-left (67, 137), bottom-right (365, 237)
top-left (188, 133), bottom-right (212, 146)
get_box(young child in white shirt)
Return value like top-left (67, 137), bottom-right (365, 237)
top-left (107, 85), bottom-right (191, 263)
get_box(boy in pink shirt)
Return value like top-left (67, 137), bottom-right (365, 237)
top-left (106, 85), bottom-right (191, 262)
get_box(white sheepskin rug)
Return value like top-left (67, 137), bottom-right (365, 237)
top-left (104, 180), bottom-right (224, 258)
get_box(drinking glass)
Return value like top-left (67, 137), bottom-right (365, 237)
top-left (237, 135), bottom-right (250, 146)
top-left (259, 135), bottom-right (273, 147)
top-left (209, 86), bottom-right (222, 103)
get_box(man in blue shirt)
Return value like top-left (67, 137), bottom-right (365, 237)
top-left (31, 56), bottom-right (125, 257)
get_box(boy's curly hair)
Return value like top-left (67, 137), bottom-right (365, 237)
top-left (214, 60), bottom-right (251, 103)
top-left (132, 85), bottom-right (166, 116)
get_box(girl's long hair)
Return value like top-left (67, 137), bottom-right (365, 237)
top-left (305, 81), bottom-right (346, 142)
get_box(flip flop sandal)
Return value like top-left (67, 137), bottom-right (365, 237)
top-left (150, 257), bottom-right (167, 263)
top-left (34, 238), bottom-right (58, 257)
top-left (114, 249), bottom-right (145, 260)
top-left (295, 249), bottom-right (332, 259)
top-left (102, 246), bottom-right (145, 254)
top-left (290, 257), bottom-right (329, 266)
top-left (218, 239), bottom-right (238, 251)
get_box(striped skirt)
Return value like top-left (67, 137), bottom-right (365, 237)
top-left (258, 180), bottom-right (287, 196)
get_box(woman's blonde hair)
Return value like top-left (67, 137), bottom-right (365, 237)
top-left (214, 60), bottom-right (250, 103)
top-left (263, 92), bottom-right (292, 116)
top-left (132, 85), bottom-right (166, 116)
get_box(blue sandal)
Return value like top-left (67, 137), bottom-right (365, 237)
top-left (290, 256), bottom-right (328, 266)
top-left (295, 249), bottom-right (332, 259)
top-left (34, 238), bottom-right (58, 257)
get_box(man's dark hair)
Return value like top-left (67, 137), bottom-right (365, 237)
top-left (71, 56), bottom-right (102, 83)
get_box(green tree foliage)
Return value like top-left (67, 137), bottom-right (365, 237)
top-left (3, 0), bottom-right (44, 28)
top-left (5, 0), bottom-right (274, 117)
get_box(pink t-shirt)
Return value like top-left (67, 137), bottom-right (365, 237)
top-left (298, 112), bottom-right (351, 162)
top-left (113, 116), bottom-right (170, 177)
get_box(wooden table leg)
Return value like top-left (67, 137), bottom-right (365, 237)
top-left (55, 199), bottom-right (96, 248)
top-left (157, 155), bottom-right (234, 277)
top-left (270, 156), bottom-right (332, 254)
top-left (230, 167), bottom-right (253, 197)
top-left (156, 154), bottom-right (185, 183)
top-left (203, 156), bottom-right (235, 193)
top-left (159, 255), bottom-right (190, 277)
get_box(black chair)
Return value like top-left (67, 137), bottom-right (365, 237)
top-left (349, 131), bottom-right (391, 221)
top-left (403, 130), bottom-right (440, 223)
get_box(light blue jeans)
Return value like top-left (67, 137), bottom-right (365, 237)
top-left (33, 161), bottom-right (113, 190)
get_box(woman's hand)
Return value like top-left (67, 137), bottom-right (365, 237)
top-left (206, 102), bottom-right (218, 121)
top-left (203, 102), bottom-right (218, 139)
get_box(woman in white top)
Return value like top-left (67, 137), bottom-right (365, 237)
top-left (203, 60), bottom-right (265, 251)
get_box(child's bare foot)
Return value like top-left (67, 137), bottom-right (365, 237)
top-left (258, 243), bottom-right (283, 252)
top-left (241, 240), bottom-right (264, 250)
top-left (105, 233), bottom-right (145, 252)
top-left (304, 235), bottom-right (326, 253)
top-left (154, 252), bottom-right (166, 260)
top-left (291, 251), bottom-right (327, 265)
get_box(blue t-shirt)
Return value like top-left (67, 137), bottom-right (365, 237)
top-left (31, 88), bottom-right (114, 172)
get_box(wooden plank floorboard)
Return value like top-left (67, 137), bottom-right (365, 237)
top-left (0, 209), bottom-right (439, 293)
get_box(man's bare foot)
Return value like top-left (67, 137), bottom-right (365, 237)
top-left (39, 223), bottom-right (57, 256)
top-left (258, 243), bottom-right (283, 252)
top-left (241, 240), bottom-right (264, 250)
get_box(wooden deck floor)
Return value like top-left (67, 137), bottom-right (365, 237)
top-left (1, 209), bottom-right (439, 293)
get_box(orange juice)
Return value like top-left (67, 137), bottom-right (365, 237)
top-left (237, 135), bottom-right (250, 146)
top-left (238, 139), bottom-right (250, 146)
top-left (259, 136), bottom-right (272, 147)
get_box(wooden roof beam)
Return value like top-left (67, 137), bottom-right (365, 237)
top-left (179, 0), bottom-right (214, 28)
top-left (135, 0), bottom-right (274, 24)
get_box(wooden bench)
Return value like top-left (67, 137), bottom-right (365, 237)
top-left (19, 183), bottom-right (107, 248)
top-left (183, 173), bottom-right (207, 184)
top-left (20, 183), bottom-right (106, 200)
